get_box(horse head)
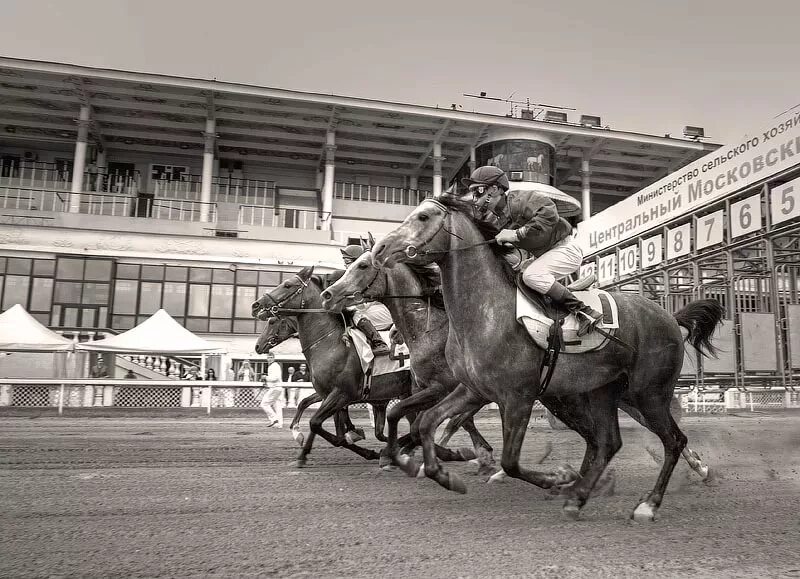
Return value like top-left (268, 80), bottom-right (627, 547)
top-left (371, 198), bottom-right (454, 269)
top-left (251, 265), bottom-right (315, 320)
top-left (321, 250), bottom-right (387, 312)
top-left (255, 316), bottom-right (298, 354)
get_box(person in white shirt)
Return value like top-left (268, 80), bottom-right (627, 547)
top-left (259, 353), bottom-right (284, 427)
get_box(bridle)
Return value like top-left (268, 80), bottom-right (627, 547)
top-left (401, 199), bottom-right (496, 260)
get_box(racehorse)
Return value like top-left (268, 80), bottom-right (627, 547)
top-left (251, 283), bottom-right (412, 466)
top-left (320, 249), bottom-right (497, 475)
top-left (371, 195), bottom-right (723, 521)
top-left (256, 315), bottom-right (385, 447)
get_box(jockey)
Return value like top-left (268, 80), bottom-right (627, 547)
top-left (461, 166), bottom-right (602, 336)
top-left (341, 244), bottom-right (391, 355)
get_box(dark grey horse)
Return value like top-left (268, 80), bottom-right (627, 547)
top-left (320, 250), bottom-right (497, 475)
top-left (371, 195), bottom-right (722, 522)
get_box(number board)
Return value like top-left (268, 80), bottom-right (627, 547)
top-left (666, 223), bottom-right (691, 260)
top-left (597, 254), bottom-right (616, 285)
top-left (771, 176), bottom-right (800, 226)
top-left (640, 234), bottom-right (663, 269)
top-left (730, 193), bottom-right (762, 238)
top-left (696, 209), bottom-right (725, 250)
top-left (579, 261), bottom-right (596, 280)
top-left (618, 245), bottom-right (638, 277)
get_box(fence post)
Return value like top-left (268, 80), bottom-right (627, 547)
top-left (58, 383), bottom-right (65, 416)
top-left (206, 383), bottom-right (213, 415)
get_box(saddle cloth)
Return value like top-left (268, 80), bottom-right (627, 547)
top-left (350, 329), bottom-right (407, 376)
top-left (516, 288), bottom-right (620, 354)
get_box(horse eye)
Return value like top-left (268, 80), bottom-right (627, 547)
top-left (357, 263), bottom-right (368, 269)
top-left (418, 213), bottom-right (429, 222)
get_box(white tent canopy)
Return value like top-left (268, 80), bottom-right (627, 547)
top-left (0, 304), bottom-right (74, 352)
top-left (77, 309), bottom-right (224, 354)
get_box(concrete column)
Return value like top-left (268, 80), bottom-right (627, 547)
top-left (409, 175), bottom-right (418, 190)
top-left (200, 117), bottom-right (216, 223)
top-left (68, 105), bottom-right (91, 213)
top-left (94, 149), bottom-right (106, 192)
top-left (469, 147), bottom-right (477, 173)
top-left (432, 142), bottom-right (443, 196)
top-left (581, 158), bottom-right (591, 222)
top-left (321, 130), bottom-right (336, 231)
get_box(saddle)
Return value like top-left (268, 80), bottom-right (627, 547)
top-left (515, 274), bottom-right (620, 354)
top-left (347, 327), bottom-right (409, 399)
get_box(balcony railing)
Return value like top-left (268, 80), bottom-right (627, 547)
top-left (0, 160), bottom-right (141, 195)
top-left (238, 205), bottom-right (324, 230)
top-left (153, 174), bottom-right (275, 206)
top-left (0, 187), bottom-right (216, 223)
top-left (334, 182), bottom-right (428, 206)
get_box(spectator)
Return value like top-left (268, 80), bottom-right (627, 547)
top-left (124, 369), bottom-right (137, 379)
top-left (206, 368), bottom-right (217, 381)
top-left (285, 366), bottom-right (296, 407)
top-left (90, 359), bottom-right (109, 378)
top-left (259, 353), bottom-right (284, 427)
top-left (237, 360), bottom-right (255, 382)
top-left (288, 362), bottom-right (310, 408)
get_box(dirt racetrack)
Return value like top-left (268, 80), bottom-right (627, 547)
top-left (1, 410), bottom-right (799, 578)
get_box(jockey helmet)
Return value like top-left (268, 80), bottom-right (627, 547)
top-left (461, 166), bottom-right (510, 191)
top-left (341, 244), bottom-right (365, 265)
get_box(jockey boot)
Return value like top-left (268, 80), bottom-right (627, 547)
top-left (545, 282), bottom-right (603, 337)
top-left (356, 318), bottom-right (390, 356)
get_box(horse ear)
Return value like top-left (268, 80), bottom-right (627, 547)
top-left (297, 265), bottom-right (315, 280)
top-left (367, 232), bottom-right (376, 249)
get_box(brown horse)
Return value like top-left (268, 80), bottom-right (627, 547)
top-left (372, 195), bottom-right (722, 521)
top-left (320, 250), bottom-right (496, 476)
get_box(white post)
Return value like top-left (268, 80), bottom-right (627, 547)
top-left (200, 118), bottom-right (216, 222)
top-left (321, 130), bottom-right (336, 231)
top-left (432, 142), bottom-right (443, 197)
top-left (581, 158), bottom-right (591, 222)
top-left (69, 105), bottom-right (91, 213)
top-left (469, 147), bottom-right (477, 174)
top-left (95, 149), bottom-right (106, 192)
top-left (58, 383), bottom-right (65, 415)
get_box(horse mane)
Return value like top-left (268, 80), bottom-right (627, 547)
top-left (434, 195), bottom-right (518, 287)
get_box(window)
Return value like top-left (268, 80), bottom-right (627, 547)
top-left (82, 283), bottom-right (110, 305)
top-left (7, 258), bottom-right (32, 275)
top-left (236, 270), bottom-right (258, 285)
top-left (84, 260), bottom-right (112, 281)
top-left (113, 280), bottom-right (138, 314)
top-left (139, 282), bottom-right (162, 314)
top-left (3, 275), bottom-right (29, 309)
top-left (235, 286), bottom-right (256, 318)
top-left (162, 282), bottom-right (186, 316)
top-left (57, 258), bottom-right (84, 280)
top-left (212, 269), bottom-right (235, 284)
top-left (141, 265), bottom-right (165, 281)
top-left (54, 281), bottom-right (82, 303)
top-left (165, 266), bottom-right (188, 282)
top-left (33, 259), bottom-right (55, 276)
top-left (210, 285), bottom-right (234, 317)
top-left (117, 264), bottom-right (140, 279)
top-left (259, 271), bottom-right (281, 286)
top-left (30, 278), bottom-right (54, 311)
top-left (189, 268), bottom-right (212, 283)
top-left (188, 284), bottom-right (210, 316)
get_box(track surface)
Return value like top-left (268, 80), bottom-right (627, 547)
top-left (1, 411), bottom-right (799, 578)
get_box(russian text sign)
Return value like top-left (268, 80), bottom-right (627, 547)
top-left (578, 110), bottom-right (800, 255)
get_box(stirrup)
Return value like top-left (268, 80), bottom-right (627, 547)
top-left (576, 310), bottom-right (602, 336)
top-left (371, 341), bottom-right (390, 356)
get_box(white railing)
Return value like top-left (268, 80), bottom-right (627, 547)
top-left (0, 187), bottom-right (216, 222)
top-left (238, 205), bottom-right (323, 230)
top-left (0, 160), bottom-right (140, 195)
top-left (334, 182), bottom-right (428, 206)
top-left (153, 175), bottom-right (276, 206)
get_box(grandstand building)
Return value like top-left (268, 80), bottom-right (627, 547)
top-left (0, 57), bottom-right (718, 378)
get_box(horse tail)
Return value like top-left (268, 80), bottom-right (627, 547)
top-left (673, 299), bottom-right (725, 358)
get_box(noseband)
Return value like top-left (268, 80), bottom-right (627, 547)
top-left (259, 274), bottom-right (309, 318)
top-left (402, 199), bottom-right (495, 259)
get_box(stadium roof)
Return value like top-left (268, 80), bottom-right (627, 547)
top-left (0, 57), bottom-right (720, 203)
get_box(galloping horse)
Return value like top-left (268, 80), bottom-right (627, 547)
top-left (371, 195), bottom-right (722, 521)
top-left (320, 250), bottom-right (496, 475)
top-left (252, 272), bottom-right (414, 465)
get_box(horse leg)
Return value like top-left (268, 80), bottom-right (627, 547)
top-left (340, 406), bottom-right (365, 444)
top-left (621, 398), bottom-right (710, 481)
top-left (559, 383), bottom-right (624, 520)
top-left (289, 392), bottom-right (322, 447)
top-left (456, 411), bottom-right (496, 475)
top-left (622, 392), bottom-right (689, 522)
top-left (498, 398), bottom-right (577, 491)
top-left (413, 385), bottom-right (487, 493)
top-left (371, 403), bottom-right (388, 442)
top-left (295, 390), bottom-right (380, 467)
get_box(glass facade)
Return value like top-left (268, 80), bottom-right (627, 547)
top-left (475, 139), bottom-right (555, 186)
top-left (0, 254), bottom-right (287, 334)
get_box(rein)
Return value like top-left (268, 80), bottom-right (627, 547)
top-left (401, 199), bottom-right (497, 259)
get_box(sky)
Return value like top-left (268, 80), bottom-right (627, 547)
top-left (1, 0), bottom-right (798, 145)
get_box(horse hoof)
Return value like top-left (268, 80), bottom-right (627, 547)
top-left (562, 504), bottom-right (581, 520)
top-left (457, 447), bottom-right (477, 461)
top-left (380, 464), bottom-right (398, 472)
top-left (631, 502), bottom-right (657, 523)
top-left (487, 469), bottom-right (508, 484)
top-left (594, 469), bottom-right (616, 497)
top-left (477, 464), bottom-right (498, 477)
top-left (291, 459), bottom-right (307, 469)
top-left (378, 453), bottom-right (392, 469)
top-left (345, 430), bottom-right (365, 444)
top-left (396, 454), bottom-right (419, 478)
top-left (553, 464), bottom-right (580, 486)
top-left (698, 465), bottom-right (711, 481)
top-left (291, 430), bottom-right (305, 447)
top-left (416, 465), bottom-right (425, 478)
top-left (468, 458), bottom-right (480, 465)
top-left (448, 472), bottom-right (467, 494)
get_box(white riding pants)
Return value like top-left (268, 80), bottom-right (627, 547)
top-left (515, 238), bottom-right (583, 293)
top-left (348, 301), bottom-right (393, 330)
